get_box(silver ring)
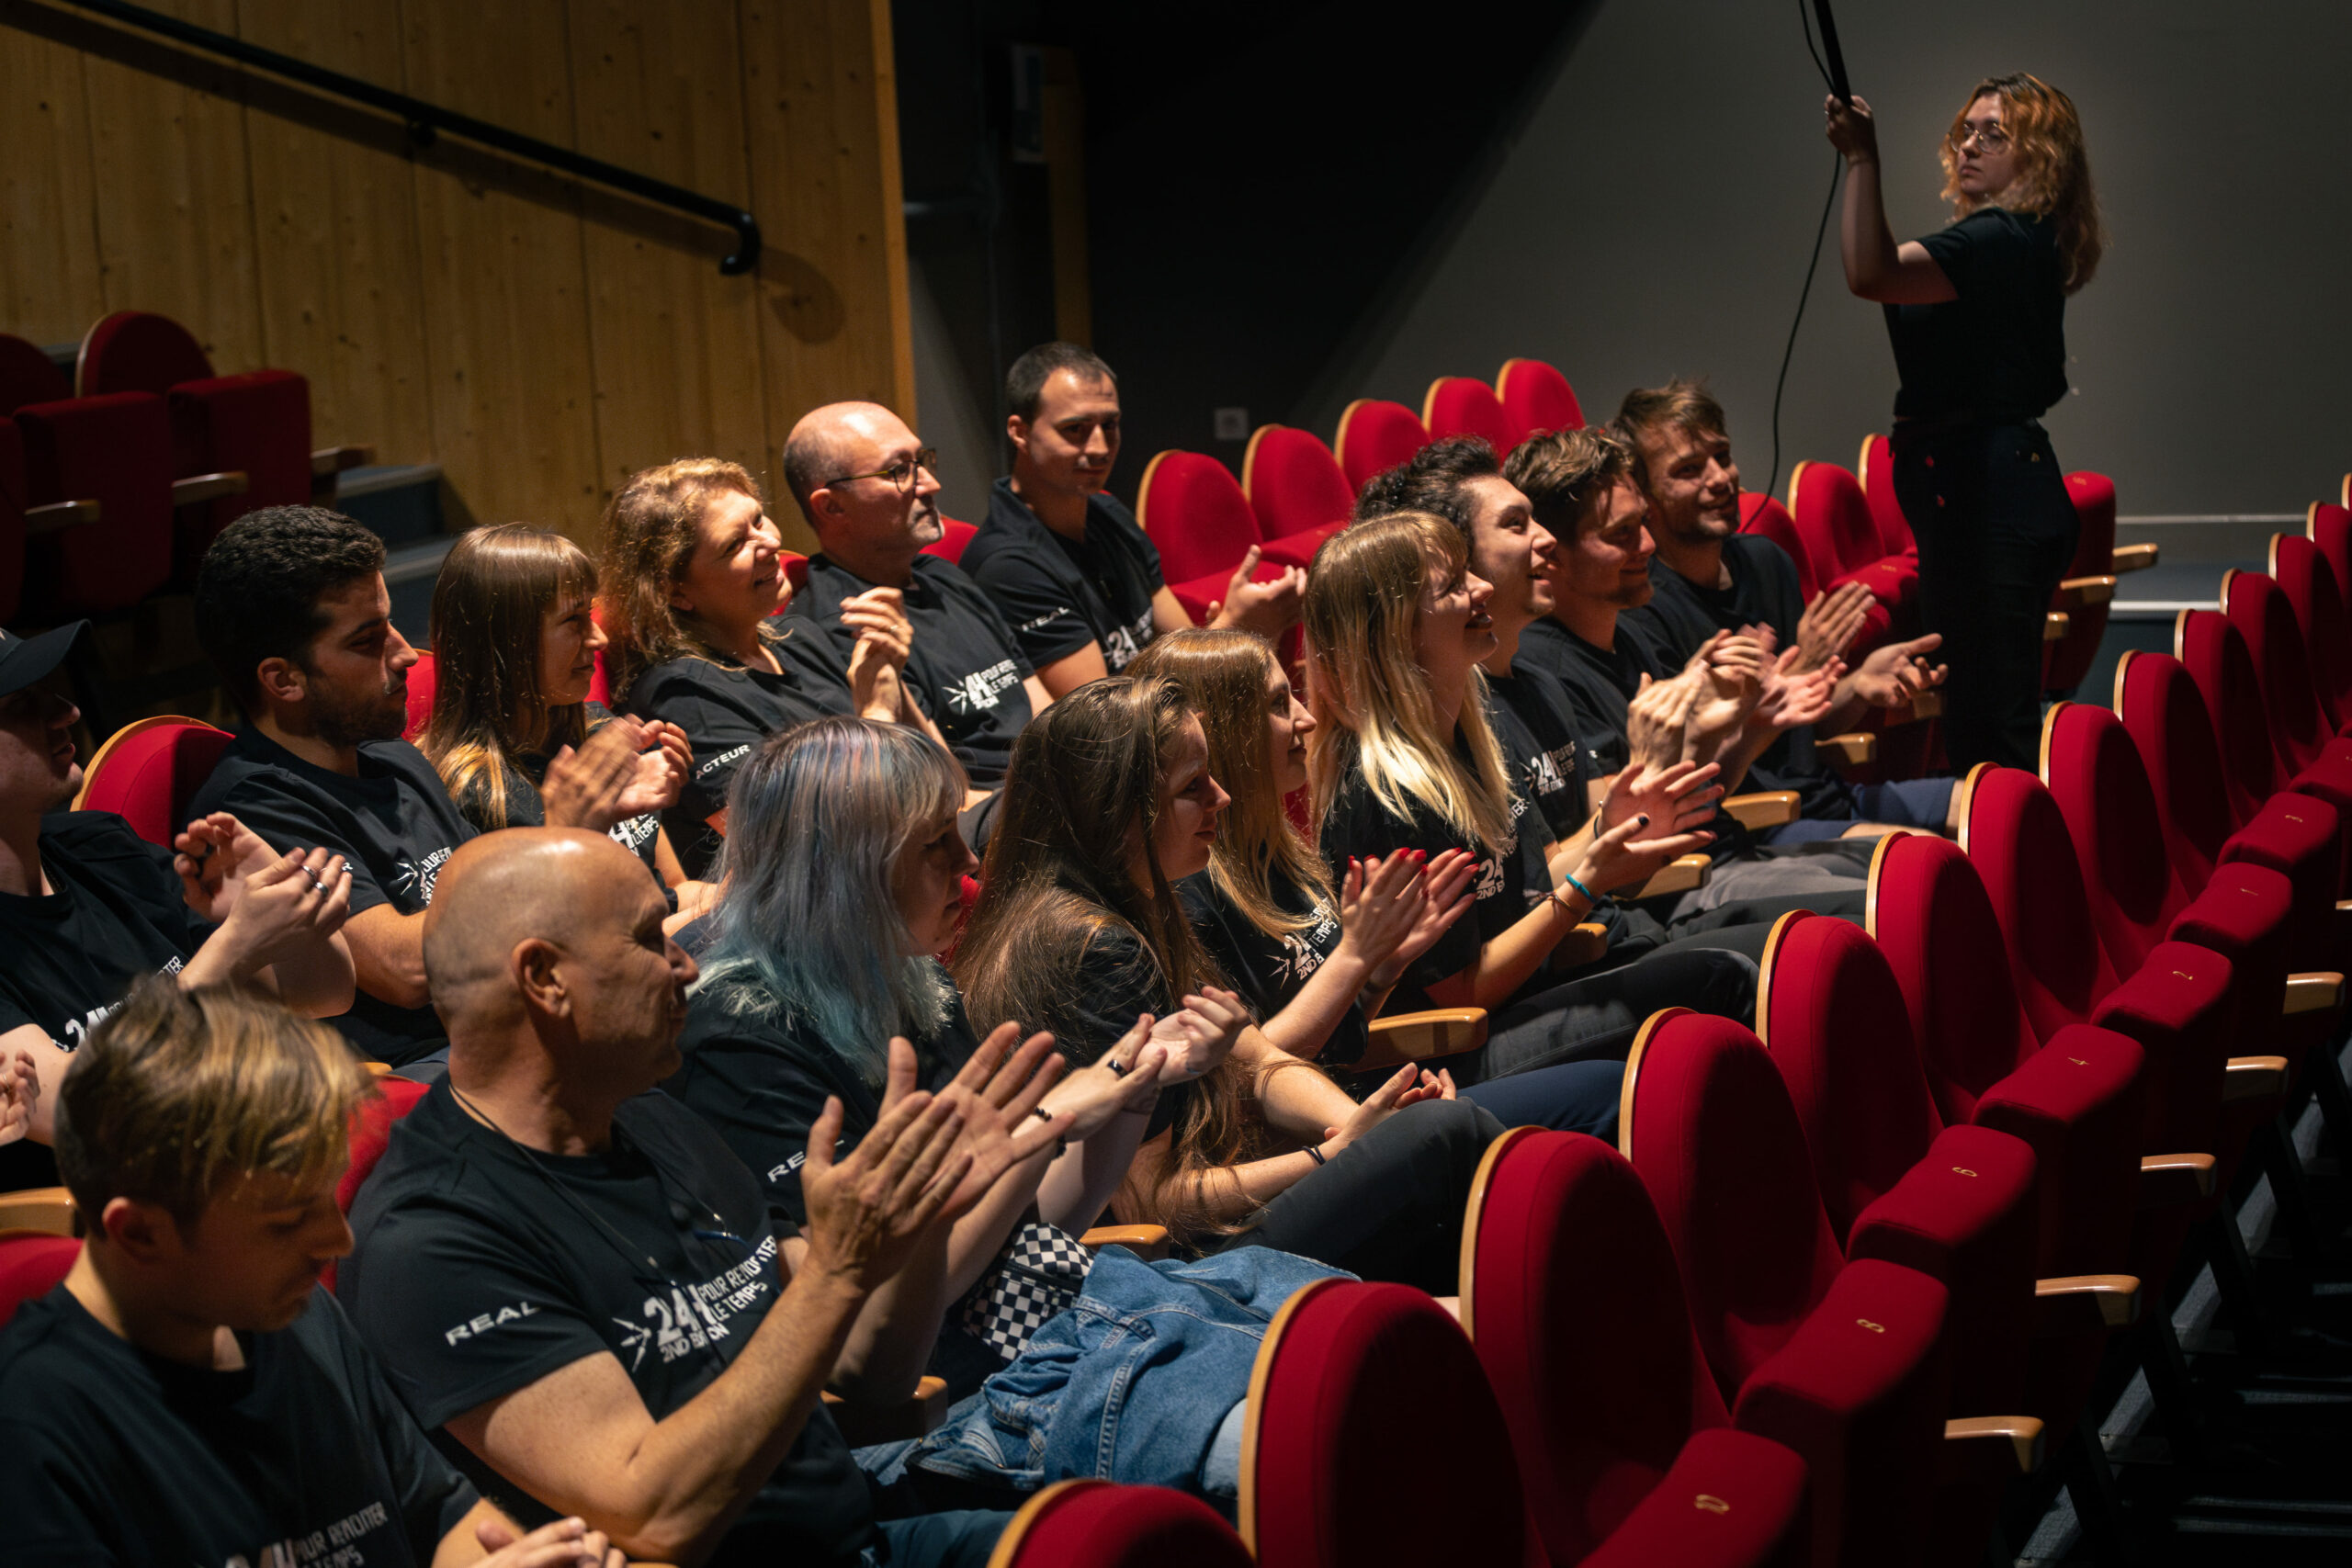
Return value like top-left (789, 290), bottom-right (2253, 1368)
top-left (303, 868), bottom-right (329, 895)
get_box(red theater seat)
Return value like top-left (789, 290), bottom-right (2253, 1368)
top-left (2222, 570), bottom-right (2344, 779)
top-left (990, 1481), bottom-right (1251, 1568)
top-left (71, 715), bottom-right (234, 849)
top-left (1496, 356), bottom-right (1585, 442)
top-left (921, 515), bottom-right (977, 566)
top-left (1461, 1127), bottom-right (1809, 1568)
top-left (1420, 376), bottom-right (1519, 456)
top-left (1786, 461), bottom-right (1916, 617)
top-left (2308, 501), bottom-right (2352, 605)
top-left (1135, 450), bottom-right (1292, 625)
top-left (1331, 399), bottom-right (1428, 493)
top-left (2177, 607), bottom-right (2352, 853)
top-left (2273, 532), bottom-right (2352, 728)
top-left (2045, 474), bottom-right (2119, 694)
top-left (1854, 434), bottom-right (1915, 558)
top-left (14, 391), bottom-right (175, 615)
top-left (1239, 1278), bottom-right (1526, 1568)
top-left (403, 650), bottom-right (436, 741)
top-left (0, 1232), bottom-right (80, 1330)
top-left (1239, 425), bottom-right (1351, 568)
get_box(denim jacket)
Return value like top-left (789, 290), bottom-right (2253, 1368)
top-left (904, 1244), bottom-right (1349, 1495)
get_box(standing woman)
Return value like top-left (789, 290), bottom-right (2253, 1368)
top-left (1827, 73), bottom-right (2105, 770)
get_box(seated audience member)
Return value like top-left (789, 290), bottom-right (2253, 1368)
top-left (600, 457), bottom-right (941, 879)
top-left (417, 523), bottom-right (711, 927)
top-left (782, 402), bottom-right (1050, 792)
top-left (342, 828), bottom-right (1056, 1567)
top-left (960, 343), bottom-right (1301, 696)
top-left (1304, 513), bottom-right (1753, 1063)
top-left (1503, 430), bottom-right (1878, 918)
top-left (191, 507), bottom-right (652, 1066)
top-left (0, 977), bottom-right (625, 1568)
top-left (1132, 628), bottom-right (1633, 1135)
top-left (1615, 378), bottom-right (1957, 840)
top-left (953, 675), bottom-right (1502, 1291)
top-left (1, 618), bottom-right (356, 1185)
top-left (665, 716), bottom-right (1177, 1396)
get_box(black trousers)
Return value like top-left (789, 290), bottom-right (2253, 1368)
top-left (1893, 419), bottom-right (2079, 772)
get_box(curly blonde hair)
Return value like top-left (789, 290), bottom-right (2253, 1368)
top-left (1939, 73), bottom-right (2105, 294)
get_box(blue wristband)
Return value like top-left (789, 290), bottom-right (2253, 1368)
top-left (1558, 871), bottom-right (1599, 908)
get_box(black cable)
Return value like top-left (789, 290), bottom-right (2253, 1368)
top-left (1761, 0), bottom-right (1846, 507)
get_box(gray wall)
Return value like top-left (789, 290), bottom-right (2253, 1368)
top-left (1302, 0), bottom-right (2352, 519)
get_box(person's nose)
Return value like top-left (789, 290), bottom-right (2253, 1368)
top-left (915, 462), bottom-right (942, 500)
top-left (1634, 527), bottom-right (1657, 562)
top-left (1294, 702), bottom-right (1317, 739)
top-left (1530, 521), bottom-right (1557, 564)
top-left (1207, 775), bottom-right (1232, 814)
top-left (1468, 571), bottom-right (1494, 606)
top-left (585, 616), bottom-right (610, 654)
top-left (388, 626), bottom-right (420, 671)
top-left (315, 1207), bottom-right (355, 1261)
top-left (670, 941), bottom-right (700, 987)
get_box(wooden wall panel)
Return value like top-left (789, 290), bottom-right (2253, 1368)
top-left (233, 0), bottom-right (436, 468)
top-left (0, 20), bottom-right (106, 345)
top-left (566, 0), bottom-right (771, 519)
top-left (79, 0), bottom-right (266, 371)
top-left (400, 0), bottom-right (602, 536)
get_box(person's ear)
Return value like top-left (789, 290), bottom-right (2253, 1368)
top-left (99, 1195), bottom-right (184, 1267)
top-left (254, 656), bottom-right (307, 708)
top-left (808, 483), bottom-right (847, 528)
top-left (1005, 413), bottom-right (1031, 457)
top-left (513, 937), bottom-right (571, 1020)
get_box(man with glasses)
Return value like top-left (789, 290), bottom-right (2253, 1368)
top-left (782, 402), bottom-right (1050, 795)
top-left (963, 342), bottom-right (1302, 698)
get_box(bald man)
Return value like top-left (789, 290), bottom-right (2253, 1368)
top-left (782, 403), bottom-right (1049, 791)
top-left (338, 829), bottom-right (1066, 1568)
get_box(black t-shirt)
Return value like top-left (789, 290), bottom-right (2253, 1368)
top-left (1180, 867), bottom-right (1367, 1067)
top-left (0, 812), bottom-right (205, 1051)
top-left (0, 1285), bottom-right (476, 1568)
top-left (1485, 661), bottom-right (1598, 842)
top-left (447, 704), bottom-right (663, 873)
top-left (1630, 537), bottom-right (1855, 820)
top-left (187, 729), bottom-right (474, 1065)
top-left (339, 1085), bottom-right (876, 1567)
top-left (622, 631), bottom-right (858, 879)
top-left (1885, 208), bottom-right (2068, 423)
top-left (665, 980), bottom-right (981, 1228)
top-left (1316, 732), bottom-right (1542, 1013)
top-left (789, 553), bottom-right (1035, 786)
top-left (962, 477), bottom-right (1164, 672)
top-left (988, 917), bottom-right (1197, 1142)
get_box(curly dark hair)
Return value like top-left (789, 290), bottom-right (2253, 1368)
top-left (1351, 434), bottom-right (1501, 534)
top-left (194, 505), bottom-right (387, 713)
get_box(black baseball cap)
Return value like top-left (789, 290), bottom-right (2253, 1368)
top-left (0, 621), bottom-right (90, 699)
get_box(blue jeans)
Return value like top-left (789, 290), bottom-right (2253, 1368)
top-left (873, 1510), bottom-right (1009, 1567)
top-left (1763, 777), bottom-right (1957, 845)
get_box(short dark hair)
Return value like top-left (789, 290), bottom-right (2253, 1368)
top-left (1612, 378), bottom-right (1730, 491)
top-left (1350, 436), bottom-right (1501, 533)
top-left (1006, 342), bottom-right (1117, 423)
top-left (195, 505), bottom-right (387, 713)
top-left (1502, 427), bottom-right (1636, 540)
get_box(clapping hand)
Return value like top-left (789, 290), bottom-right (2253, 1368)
top-left (1148, 986), bottom-right (1251, 1081)
top-left (797, 1041), bottom-right (971, 1292)
top-left (1849, 632), bottom-right (1948, 709)
top-left (471, 1514), bottom-right (626, 1568)
top-left (1206, 547), bottom-right (1306, 639)
top-left (927, 1023), bottom-right (1074, 1215)
top-left (1599, 758), bottom-right (1724, 837)
top-left (174, 811), bottom-right (292, 922)
top-left (1793, 581), bottom-right (1875, 673)
top-left (1368, 850), bottom-right (1477, 991)
top-left (1042, 1014), bottom-right (1172, 1142)
top-left (0, 1051), bottom-right (37, 1148)
top-left (1753, 642), bottom-right (1844, 734)
top-left (544, 717), bottom-right (666, 832)
top-left (210, 846), bottom-right (354, 975)
top-left (1336, 851), bottom-right (1430, 974)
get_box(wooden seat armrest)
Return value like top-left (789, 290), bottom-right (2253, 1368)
top-left (2054, 574), bottom-right (2119, 609)
top-left (1723, 791), bottom-right (1801, 830)
top-left (1081, 1224), bottom-right (1170, 1260)
top-left (2043, 611), bottom-right (2071, 642)
top-left (2137, 1152), bottom-right (2218, 1207)
top-left (2032, 1274), bottom-right (2141, 1337)
top-left (1894, 691), bottom-right (1943, 724)
top-left (820, 1375), bottom-right (949, 1447)
top-left (1940, 1416), bottom-right (2046, 1481)
top-left (311, 445), bottom-right (376, 477)
top-left (1633, 855), bottom-right (1710, 899)
top-left (24, 499), bottom-right (102, 535)
top-left (1555, 922), bottom-right (1611, 971)
top-left (2222, 1055), bottom-right (2290, 1104)
top-left (1814, 732), bottom-right (1877, 768)
top-left (1359, 1009), bottom-right (1489, 1072)
top-left (2110, 542), bottom-right (2159, 573)
top-left (2283, 972), bottom-right (2344, 1015)
top-left (171, 470), bottom-right (250, 507)
top-left (0, 1187), bottom-right (77, 1236)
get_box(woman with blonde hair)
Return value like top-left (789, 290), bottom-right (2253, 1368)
top-left (418, 524), bottom-right (711, 925)
top-left (1826, 73), bottom-right (2104, 769)
top-left (597, 457), bottom-right (943, 876)
top-left (1306, 512), bottom-right (1753, 1075)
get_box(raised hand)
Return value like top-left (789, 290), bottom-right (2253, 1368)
top-left (472, 1513), bottom-right (626, 1568)
top-left (1753, 644), bottom-right (1844, 733)
top-left (1373, 849), bottom-right (1478, 989)
top-left (1626, 671), bottom-right (1700, 773)
top-left (542, 717), bottom-right (657, 832)
top-left (1849, 632), bottom-right (1948, 708)
top-left (174, 811), bottom-right (291, 922)
top-left (1149, 985), bottom-right (1251, 1081)
top-left (1793, 581), bottom-right (1875, 672)
top-left (607, 717), bottom-right (690, 817)
top-left (1600, 758), bottom-right (1724, 837)
top-left (1336, 851), bottom-right (1429, 975)
top-left (0, 1050), bottom-right (37, 1148)
top-left (210, 846), bottom-right (354, 976)
top-left (1042, 1014), bottom-right (1172, 1142)
top-left (1570, 809), bottom-right (1715, 897)
top-left (927, 1023), bottom-right (1073, 1215)
top-left (1824, 92), bottom-right (1881, 163)
top-left (1207, 547), bottom-right (1306, 639)
top-left (797, 1041), bottom-right (971, 1292)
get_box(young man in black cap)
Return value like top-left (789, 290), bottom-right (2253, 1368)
top-left (0, 618), bottom-right (356, 1188)
top-left (0, 976), bottom-right (624, 1568)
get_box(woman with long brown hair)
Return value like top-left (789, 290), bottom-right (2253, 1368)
top-left (1306, 513), bottom-right (1755, 1075)
top-left (953, 675), bottom-right (1500, 1292)
top-left (1827, 73), bottom-right (2104, 769)
top-left (596, 457), bottom-right (945, 877)
top-left (417, 524), bottom-right (710, 924)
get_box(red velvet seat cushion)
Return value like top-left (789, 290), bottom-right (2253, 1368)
top-left (1496, 356), bottom-right (1587, 443)
top-left (337, 1075), bottom-right (434, 1215)
top-left (402, 650), bottom-right (436, 742)
top-left (1577, 1426), bottom-right (1809, 1568)
top-left (169, 369), bottom-right (313, 559)
top-left (74, 717), bottom-right (234, 850)
top-left (2311, 502), bottom-right (2352, 605)
top-left (1739, 492), bottom-right (1893, 653)
top-left (2115, 651), bottom-right (2244, 894)
top-left (1466, 1130), bottom-right (1729, 1564)
top-left (0, 1234), bottom-right (81, 1329)
top-left (2273, 534), bottom-right (2351, 728)
top-left (2224, 571), bottom-right (2334, 777)
top-left (1245, 1279), bottom-right (1524, 1568)
top-left (1001, 1481), bottom-right (1252, 1568)
top-left (2041, 703), bottom-right (2196, 973)
top-left (1421, 377), bottom-right (1520, 456)
top-left (2220, 793), bottom-right (2345, 970)
top-left (2177, 610), bottom-right (2283, 823)
top-left (1136, 451), bottom-right (1263, 589)
top-left (1969, 1023), bottom-right (2145, 1278)
top-left (2090, 944), bottom-right (2236, 1163)
top-left (1729, 1258), bottom-right (1951, 1568)
top-left (1856, 434), bottom-right (1914, 557)
top-left (1790, 463), bottom-right (1915, 619)
top-left (1241, 425), bottom-right (1354, 561)
top-left (78, 310), bottom-right (214, 396)
top-left (1331, 400), bottom-right (1428, 493)
top-left (15, 391), bottom-right (175, 614)
top-left (1960, 766), bottom-right (2123, 1049)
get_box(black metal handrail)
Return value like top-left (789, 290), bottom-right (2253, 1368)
top-left (54, 0), bottom-right (761, 275)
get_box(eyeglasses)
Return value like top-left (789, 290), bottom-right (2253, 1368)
top-left (1951, 122), bottom-right (2010, 152)
top-left (827, 446), bottom-right (938, 493)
